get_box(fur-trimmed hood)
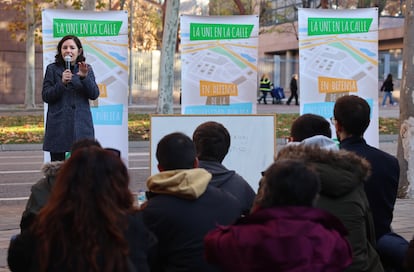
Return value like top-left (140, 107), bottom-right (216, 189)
top-left (277, 145), bottom-right (371, 198)
top-left (41, 161), bottom-right (64, 177)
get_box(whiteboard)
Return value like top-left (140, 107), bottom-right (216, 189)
top-left (150, 115), bottom-right (276, 192)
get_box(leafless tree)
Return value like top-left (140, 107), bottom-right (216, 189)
top-left (397, 0), bottom-right (414, 198)
top-left (156, 0), bottom-right (179, 114)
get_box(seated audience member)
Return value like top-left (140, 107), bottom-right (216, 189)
top-left (204, 159), bottom-right (352, 272)
top-left (192, 121), bottom-right (256, 215)
top-left (9, 146), bottom-right (153, 272)
top-left (278, 113), bottom-right (383, 271)
top-left (333, 95), bottom-right (408, 271)
top-left (19, 138), bottom-right (102, 231)
top-left (142, 132), bottom-right (242, 272)
top-left (404, 236), bottom-right (414, 270)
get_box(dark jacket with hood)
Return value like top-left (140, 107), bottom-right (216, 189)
top-left (277, 139), bottom-right (383, 272)
top-left (199, 160), bottom-right (256, 215)
top-left (20, 161), bottom-right (64, 231)
top-left (142, 168), bottom-right (243, 272)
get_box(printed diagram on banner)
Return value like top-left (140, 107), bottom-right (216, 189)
top-left (180, 15), bottom-right (259, 114)
top-left (298, 8), bottom-right (379, 147)
top-left (299, 9), bottom-right (378, 106)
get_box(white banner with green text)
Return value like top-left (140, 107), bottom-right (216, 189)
top-left (180, 15), bottom-right (259, 114)
top-left (298, 8), bottom-right (379, 147)
top-left (42, 9), bottom-right (129, 161)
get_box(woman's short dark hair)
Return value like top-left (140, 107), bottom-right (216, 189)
top-left (290, 114), bottom-right (331, 141)
top-left (193, 121), bottom-right (230, 163)
top-left (334, 95), bottom-right (370, 137)
top-left (156, 132), bottom-right (196, 170)
top-left (257, 159), bottom-right (321, 208)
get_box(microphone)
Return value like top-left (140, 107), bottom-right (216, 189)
top-left (64, 55), bottom-right (71, 70)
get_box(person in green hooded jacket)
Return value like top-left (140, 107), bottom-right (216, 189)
top-left (276, 113), bottom-right (384, 272)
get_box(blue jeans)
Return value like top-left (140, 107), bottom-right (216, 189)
top-left (376, 232), bottom-right (409, 272)
top-left (382, 91), bottom-right (394, 105)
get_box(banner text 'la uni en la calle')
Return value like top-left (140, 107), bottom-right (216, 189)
top-left (190, 23), bottom-right (254, 40)
top-left (53, 19), bottom-right (123, 37)
top-left (308, 18), bottom-right (373, 36)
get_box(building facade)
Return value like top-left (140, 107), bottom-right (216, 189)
top-left (258, 0), bottom-right (405, 95)
top-left (0, 1), bottom-right (406, 104)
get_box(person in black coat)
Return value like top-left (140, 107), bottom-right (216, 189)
top-left (404, 236), bottom-right (414, 270)
top-left (192, 121), bottom-right (256, 215)
top-left (142, 132), bottom-right (243, 272)
top-left (286, 74), bottom-right (299, 105)
top-left (333, 95), bottom-right (408, 272)
top-left (42, 35), bottom-right (100, 161)
top-left (8, 146), bottom-right (154, 272)
top-left (380, 73), bottom-right (396, 106)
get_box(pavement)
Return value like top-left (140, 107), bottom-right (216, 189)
top-left (1, 102), bottom-right (412, 272)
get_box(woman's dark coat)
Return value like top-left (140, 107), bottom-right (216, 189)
top-left (42, 62), bottom-right (99, 153)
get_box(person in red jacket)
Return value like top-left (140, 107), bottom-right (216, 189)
top-left (204, 159), bottom-right (352, 272)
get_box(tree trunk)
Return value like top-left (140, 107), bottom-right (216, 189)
top-left (83, 0), bottom-right (96, 10)
top-left (233, 0), bottom-right (246, 14)
top-left (128, 0), bottom-right (134, 104)
top-left (397, 0), bottom-right (414, 198)
top-left (156, 0), bottom-right (179, 114)
top-left (25, 0), bottom-right (35, 109)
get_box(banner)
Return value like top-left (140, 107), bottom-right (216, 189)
top-left (180, 15), bottom-right (259, 114)
top-left (298, 8), bottom-right (379, 147)
top-left (42, 9), bottom-right (129, 161)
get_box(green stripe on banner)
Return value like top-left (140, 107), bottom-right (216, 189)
top-left (308, 18), bottom-right (373, 36)
top-left (53, 19), bottom-right (123, 37)
top-left (190, 23), bottom-right (254, 40)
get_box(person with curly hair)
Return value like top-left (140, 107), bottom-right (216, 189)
top-left (8, 146), bottom-right (154, 272)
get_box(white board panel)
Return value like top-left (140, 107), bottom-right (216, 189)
top-left (150, 114), bottom-right (276, 192)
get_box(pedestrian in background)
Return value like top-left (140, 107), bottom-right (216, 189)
top-left (258, 74), bottom-right (272, 104)
top-left (380, 73), bottom-right (397, 107)
top-left (286, 74), bottom-right (299, 105)
top-left (42, 35), bottom-right (99, 161)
